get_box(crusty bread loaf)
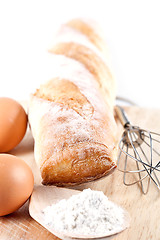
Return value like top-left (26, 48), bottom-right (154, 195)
top-left (29, 18), bottom-right (117, 186)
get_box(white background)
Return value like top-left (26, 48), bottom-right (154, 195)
top-left (0, 0), bottom-right (160, 108)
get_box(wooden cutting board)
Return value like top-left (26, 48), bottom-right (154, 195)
top-left (0, 106), bottom-right (160, 240)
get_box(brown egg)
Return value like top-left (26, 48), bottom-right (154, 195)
top-left (0, 97), bottom-right (28, 152)
top-left (0, 154), bottom-right (34, 216)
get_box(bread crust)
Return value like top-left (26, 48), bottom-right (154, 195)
top-left (49, 42), bottom-right (115, 107)
top-left (29, 19), bottom-right (117, 186)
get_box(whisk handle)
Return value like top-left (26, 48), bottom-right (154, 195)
top-left (115, 105), bottom-right (130, 127)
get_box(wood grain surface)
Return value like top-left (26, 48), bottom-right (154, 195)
top-left (0, 106), bottom-right (160, 240)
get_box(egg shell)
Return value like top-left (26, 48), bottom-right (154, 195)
top-left (0, 97), bottom-right (28, 152)
top-left (0, 154), bottom-right (34, 216)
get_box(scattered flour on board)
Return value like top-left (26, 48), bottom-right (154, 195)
top-left (43, 188), bottom-right (126, 237)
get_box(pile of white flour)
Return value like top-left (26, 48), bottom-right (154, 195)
top-left (43, 188), bottom-right (125, 236)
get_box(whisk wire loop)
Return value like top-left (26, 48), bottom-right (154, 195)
top-left (116, 105), bottom-right (160, 193)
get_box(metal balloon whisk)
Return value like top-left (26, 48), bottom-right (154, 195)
top-left (115, 105), bottom-right (160, 194)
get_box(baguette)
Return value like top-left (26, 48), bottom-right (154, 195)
top-left (29, 18), bottom-right (117, 186)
